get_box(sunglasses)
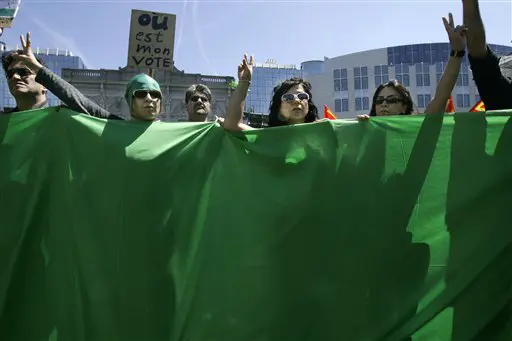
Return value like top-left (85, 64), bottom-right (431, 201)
top-left (190, 95), bottom-right (209, 103)
top-left (281, 92), bottom-right (310, 102)
top-left (133, 89), bottom-right (161, 100)
top-left (5, 67), bottom-right (33, 79)
top-left (375, 96), bottom-right (402, 105)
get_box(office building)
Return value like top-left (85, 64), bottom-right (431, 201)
top-left (307, 43), bottom-right (512, 118)
top-left (248, 43), bottom-right (512, 119)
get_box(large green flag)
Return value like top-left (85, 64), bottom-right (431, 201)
top-left (0, 107), bottom-right (511, 341)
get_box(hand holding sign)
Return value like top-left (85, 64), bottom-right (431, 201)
top-left (13, 32), bottom-right (44, 74)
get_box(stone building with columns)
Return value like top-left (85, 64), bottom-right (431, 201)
top-left (61, 65), bottom-right (235, 122)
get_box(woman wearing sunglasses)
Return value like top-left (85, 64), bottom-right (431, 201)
top-left (359, 13), bottom-right (466, 119)
top-left (268, 77), bottom-right (319, 127)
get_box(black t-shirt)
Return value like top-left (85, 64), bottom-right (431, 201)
top-left (468, 46), bottom-right (512, 111)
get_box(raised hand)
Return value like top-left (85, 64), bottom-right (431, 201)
top-left (238, 54), bottom-right (254, 82)
top-left (442, 13), bottom-right (467, 51)
top-left (13, 32), bottom-right (43, 73)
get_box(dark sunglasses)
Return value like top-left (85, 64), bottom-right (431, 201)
top-left (190, 95), bottom-right (209, 103)
top-left (281, 92), bottom-right (309, 102)
top-left (375, 96), bottom-right (402, 105)
top-left (133, 89), bottom-right (161, 100)
top-left (5, 67), bottom-right (33, 79)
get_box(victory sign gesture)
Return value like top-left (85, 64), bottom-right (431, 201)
top-left (13, 32), bottom-right (44, 73)
top-left (443, 13), bottom-right (467, 52)
top-left (238, 54), bottom-right (254, 83)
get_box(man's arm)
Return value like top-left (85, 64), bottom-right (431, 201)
top-left (463, 0), bottom-right (512, 110)
top-left (15, 32), bottom-right (123, 120)
top-left (463, 0), bottom-right (487, 58)
top-left (35, 67), bottom-right (123, 120)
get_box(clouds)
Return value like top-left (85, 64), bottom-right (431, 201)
top-left (30, 17), bottom-right (96, 69)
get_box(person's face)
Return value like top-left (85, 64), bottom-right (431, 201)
top-left (374, 86), bottom-right (406, 116)
top-left (187, 91), bottom-right (211, 122)
top-left (130, 89), bottom-right (162, 121)
top-left (6, 60), bottom-right (46, 98)
top-left (279, 84), bottom-right (309, 124)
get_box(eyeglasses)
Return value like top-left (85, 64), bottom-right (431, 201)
top-left (190, 95), bottom-right (209, 103)
top-left (281, 92), bottom-right (309, 102)
top-left (133, 89), bottom-right (161, 100)
top-left (375, 96), bottom-right (402, 105)
top-left (5, 67), bottom-right (33, 79)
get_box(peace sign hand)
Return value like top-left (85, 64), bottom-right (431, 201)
top-left (238, 54), bottom-right (254, 82)
top-left (13, 32), bottom-right (43, 73)
top-left (442, 13), bottom-right (467, 51)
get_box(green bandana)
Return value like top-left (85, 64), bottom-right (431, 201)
top-left (124, 74), bottom-right (162, 109)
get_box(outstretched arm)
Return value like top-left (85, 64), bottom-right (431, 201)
top-left (15, 32), bottom-right (122, 120)
top-left (425, 13), bottom-right (466, 114)
top-left (463, 0), bottom-right (487, 58)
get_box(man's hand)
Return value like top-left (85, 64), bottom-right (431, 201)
top-left (238, 54), bottom-right (254, 82)
top-left (13, 32), bottom-right (43, 73)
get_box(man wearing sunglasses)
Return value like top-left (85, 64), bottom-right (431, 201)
top-left (184, 84), bottom-right (213, 122)
top-left (2, 32), bottom-right (122, 119)
top-left (1, 50), bottom-right (49, 113)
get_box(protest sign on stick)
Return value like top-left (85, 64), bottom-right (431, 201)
top-left (127, 9), bottom-right (176, 77)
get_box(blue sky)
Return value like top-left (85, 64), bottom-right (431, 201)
top-left (1, 0), bottom-right (511, 78)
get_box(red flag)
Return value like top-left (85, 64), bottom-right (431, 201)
top-left (324, 104), bottom-right (337, 120)
top-left (445, 96), bottom-right (455, 113)
top-left (469, 100), bottom-right (486, 112)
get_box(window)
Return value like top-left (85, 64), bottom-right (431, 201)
top-left (374, 65), bottom-right (389, 87)
top-left (355, 97), bottom-right (362, 111)
top-left (342, 99), bottom-right (349, 112)
top-left (417, 94), bottom-right (432, 108)
top-left (333, 68), bottom-right (348, 92)
top-left (334, 99), bottom-right (342, 113)
top-left (436, 61), bottom-right (447, 84)
top-left (355, 97), bottom-right (369, 111)
top-left (456, 94), bottom-right (470, 107)
top-left (354, 66), bottom-right (368, 90)
top-left (334, 98), bottom-right (349, 112)
top-left (416, 63), bottom-right (430, 87)
top-left (456, 63), bottom-right (469, 86)
top-left (395, 64), bottom-right (410, 86)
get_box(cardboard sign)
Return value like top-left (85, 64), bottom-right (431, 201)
top-left (127, 9), bottom-right (176, 70)
top-left (0, 0), bottom-right (21, 28)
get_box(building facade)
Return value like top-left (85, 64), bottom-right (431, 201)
top-left (0, 47), bottom-right (86, 110)
top-left (247, 43), bottom-right (512, 119)
top-left (306, 43), bottom-right (512, 118)
top-left (62, 66), bottom-right (235, 121)
top-left (245, 59), bottom-right (301, 119)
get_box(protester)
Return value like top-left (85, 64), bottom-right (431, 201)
top-left (359, 13), bottom-right (466, 119)
top-left (184, 84), bottom-right (214, 122)
top-left (10, 32), bottom-right (164, 121)
top-left (220, 54), bottom-right (254, 130)
top-left (463, 0), bottom-right (512, 110)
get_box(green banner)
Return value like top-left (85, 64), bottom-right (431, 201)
top-left (0, 107), bottom-right (511, 340)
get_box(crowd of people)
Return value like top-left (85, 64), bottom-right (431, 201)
top-left (1, 0), bottom-right (510, 132)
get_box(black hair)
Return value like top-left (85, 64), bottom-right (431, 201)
top-left (268, 77), bottom-right (318, 127)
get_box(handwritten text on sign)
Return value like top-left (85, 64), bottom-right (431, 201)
top-left (127, 10), bottom-right (176, 70)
